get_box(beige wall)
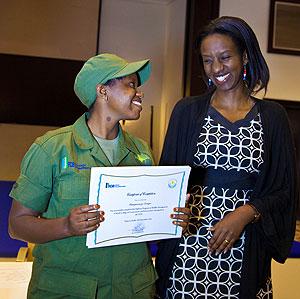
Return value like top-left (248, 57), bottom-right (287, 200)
top-left (0, 0), bottom-right (187, 180)
top-left (0, 124), bottom-right (57, 181)
top-left (99, 0), bottom-right (187, 161)
top-left (159, 0), bottom-right (187, 155)
top-left (272, 259), bottom-right (300, 299)
top-left (2, 0), bottom-right (300, 181)
top-left (0, 0), bottom-right (99, 181)
top-left (0, 0), bottom-right (99, 60)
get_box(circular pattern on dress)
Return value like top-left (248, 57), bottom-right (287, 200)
top-left (166, 111), bottom-right (272, 298)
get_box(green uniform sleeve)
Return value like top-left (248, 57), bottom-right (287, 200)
top-left (10, 143), bottom-right (53, 212)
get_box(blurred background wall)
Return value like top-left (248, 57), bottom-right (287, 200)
top-left (0, 0), bottom-right (299, 179)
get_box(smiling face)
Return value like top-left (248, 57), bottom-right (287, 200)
top-left (104, 73), bottom-right (144, 121)
top-left (200, 33), bottom-right (247, 92)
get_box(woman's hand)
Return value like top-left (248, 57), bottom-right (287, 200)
top-left (9, 200), bottom-right (105, 244)
top-left (170, 194), bottom-right (191, 231)
top-left (208, 204), bottom-right (256, 255)
top-left (66, 204), bottom-right (105, 236)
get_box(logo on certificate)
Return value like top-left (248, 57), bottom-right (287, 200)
top-left (168, 179), bottom-right (177, 189)
top-left (105, 182), bottom-right (126, 188)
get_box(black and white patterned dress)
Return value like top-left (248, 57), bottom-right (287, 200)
top-left (166, 105), bottom-right (272, 299)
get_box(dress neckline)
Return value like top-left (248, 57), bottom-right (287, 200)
top-left (208, 103), bottom-right (258, 132)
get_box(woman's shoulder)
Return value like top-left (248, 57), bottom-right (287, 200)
top-left (176, 93), bottom-right (211, 107)
top-left (34, 125), bottom-right (74, 150)
top-left (257, 98), bottom-right (285, 110)
top-left (172, 92), bottom-right (212, 114)
top-left (257, 98), bottom-right (288, 119)
top-left (35, 114), bottom-right (87, 148)
top-left (37, 126), bottom-right (72, 141)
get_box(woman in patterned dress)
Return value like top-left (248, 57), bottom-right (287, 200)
top-left (155, 16), bottom-right (297, 299)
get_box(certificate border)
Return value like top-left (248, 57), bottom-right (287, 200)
top-left (93, 171), bottom-right (186, 245)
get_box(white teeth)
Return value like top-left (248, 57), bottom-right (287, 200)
top-left (216, 73), bottom-right (229, 82)
top-left (132, 101), bottom-right (142, 106)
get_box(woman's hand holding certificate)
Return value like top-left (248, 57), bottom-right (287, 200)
top-left (171, 195), bottom-right (191, 230)
top-left (86, 166), bottom-right (191, 248)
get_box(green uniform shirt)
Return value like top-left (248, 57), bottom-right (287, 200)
top-left (10, 113), bottom-right (157, 299)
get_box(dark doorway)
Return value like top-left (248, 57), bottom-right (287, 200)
top-left (183, 0), bottom-right (220, 97)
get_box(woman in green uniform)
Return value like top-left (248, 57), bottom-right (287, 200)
top-left (8, 53), bottom-right (189, 299)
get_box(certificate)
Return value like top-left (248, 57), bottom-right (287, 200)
top-left (86, 166), bottom-right (191, 248)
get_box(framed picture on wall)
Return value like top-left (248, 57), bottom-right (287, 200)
top-left (268, 0), bottom-right (300, 56)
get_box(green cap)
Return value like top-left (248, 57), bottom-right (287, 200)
top-left (74, 53), bottom-right (151, 108)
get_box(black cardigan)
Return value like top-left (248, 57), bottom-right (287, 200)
top-left (156, 93), bottom-right (298, 299)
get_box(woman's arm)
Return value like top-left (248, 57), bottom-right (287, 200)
top-left (9, 200), bottom-right (104, 244)
top-left (207, 204), bottom-right (259, 254)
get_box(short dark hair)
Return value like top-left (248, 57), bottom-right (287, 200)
top-left (195, 16), bottom-right (269, 95)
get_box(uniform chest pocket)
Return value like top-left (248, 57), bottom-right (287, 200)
top-left (56, 174), bottom-right (90, 217)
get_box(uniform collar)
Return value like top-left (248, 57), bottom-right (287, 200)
top-left (72, 113), bottom-right (141, 165)
top-left (72, 113), bottom-right (94, 149)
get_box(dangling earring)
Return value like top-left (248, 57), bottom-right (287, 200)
top-left (208, 78), bottom-right (212, 87)
top-left (243, 65), bottom-right (247, 81)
